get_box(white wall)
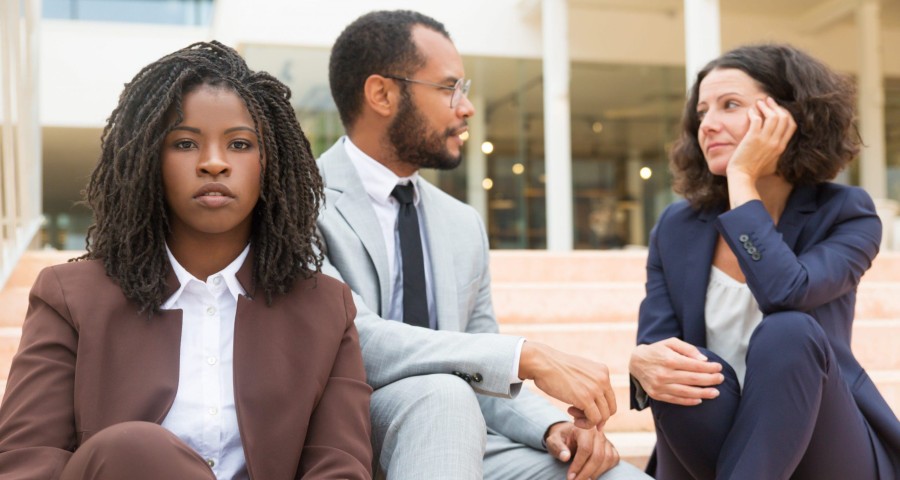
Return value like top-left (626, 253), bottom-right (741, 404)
top-left (40, 20), bottom-right (208, 127)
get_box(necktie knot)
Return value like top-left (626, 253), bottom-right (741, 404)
top-left (391, 183), bottom-right (415, 206)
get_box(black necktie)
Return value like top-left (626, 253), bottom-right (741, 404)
top-left (391, 183), bottom-right (430, 329)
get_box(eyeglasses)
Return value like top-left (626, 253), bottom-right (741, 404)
top-left (383, 75), bottom-right (471, 109)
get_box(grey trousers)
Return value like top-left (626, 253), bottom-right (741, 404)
top-left (370, 374), bottom-right (651, 480)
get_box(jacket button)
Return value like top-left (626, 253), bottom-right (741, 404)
top-left (739, 234), bottom-right (750, 242)
top-left (746, 246), bottom-right (757, 254)
top-left (751, 253), bottom-right (762, 261)
top-left (451, 371), bottom-right (471, 382)
top-left (473, 373), bottom-right (483, 383)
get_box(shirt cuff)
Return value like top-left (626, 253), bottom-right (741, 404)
top-left (511, 338), bottom-right (526, 383)
top-left (631, 374), bottom-right (650, 410)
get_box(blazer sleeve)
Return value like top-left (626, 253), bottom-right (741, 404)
top-left (298, 284), bottom-right (373, 479)
top-left (318, 237), bottom-right (523, 399)
top-left (0, 267), bottom-right (78, 479)
top-left (715, 188), bottom-right (881, 315)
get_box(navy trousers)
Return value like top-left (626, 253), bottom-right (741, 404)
top-left (650, 312), bottom-right (880, 479)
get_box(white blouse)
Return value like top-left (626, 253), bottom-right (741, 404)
top-left (705, 266), bottom-right (764, 388)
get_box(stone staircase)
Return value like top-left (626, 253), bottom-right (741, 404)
top-left (490, 249), bottom-right (900, 469)
top-left (2, 249), bottom-right (900, 470)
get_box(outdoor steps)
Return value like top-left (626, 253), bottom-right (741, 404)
top-left (490, 250), bottom-right (900, 467)
top-left (3, 250), bottom-right (900, 469)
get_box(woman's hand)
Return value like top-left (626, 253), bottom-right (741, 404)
top-left (726, 97), bottom-right (797, 209)
top-left (629, 338), bottom-right (724, 406)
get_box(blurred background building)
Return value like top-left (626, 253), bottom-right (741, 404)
top-left (3, 0), bottom-right (900, 285)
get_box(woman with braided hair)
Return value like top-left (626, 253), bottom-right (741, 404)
top-left (0, 41), bottom-right (372, 479)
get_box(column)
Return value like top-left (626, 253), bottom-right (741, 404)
top-left (542, 0), bottom-right (573, 251)
top-left (465, 94), bottom-right (488, 223)
top-left (857, 0), bottom-right (887, 199)
top-left (683, 0), bottom-right (721, 90)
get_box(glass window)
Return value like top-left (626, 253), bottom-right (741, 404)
top-left (43, 0), bottom-right (213, 26)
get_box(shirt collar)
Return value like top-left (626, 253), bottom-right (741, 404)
top-left (343, 136), bottom-right (420, 206)
top-left (162, 243), bottom-right (250, 309)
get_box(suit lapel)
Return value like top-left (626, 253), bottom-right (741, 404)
top-left (776, 185), bottom-right (816, 251)
top-left (320, 142), bottom-right (393, 311)
top-left (680, 207), bottom-right (721, 347)
top-left (417, 180), bottom-right (461, 331)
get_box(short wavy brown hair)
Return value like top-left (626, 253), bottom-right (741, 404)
top-left (670, 44), bottom-right (860, 210)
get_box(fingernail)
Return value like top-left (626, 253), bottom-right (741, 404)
top-left (568, 474), bottom-right (576, 480)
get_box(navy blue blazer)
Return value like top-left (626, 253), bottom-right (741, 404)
top-left (633, 182), bottom-right (900, 477)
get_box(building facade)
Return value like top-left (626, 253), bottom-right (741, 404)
top-left (8, 0), bottom-right (900, 261)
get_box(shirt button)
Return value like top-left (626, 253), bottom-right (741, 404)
top-left (212, 276), bottom-right (222, 286)
top-left (206, 459), bottom-right (215, 468)
top-left (206, 306), bottom-right (216, 316)
top-left (208, 407), bottom-right (218, 415)
top-left (207, 356), bottom-right (217, 365)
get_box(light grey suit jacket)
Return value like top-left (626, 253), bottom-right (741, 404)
top-left (316, 139), bottom-right (568, 449)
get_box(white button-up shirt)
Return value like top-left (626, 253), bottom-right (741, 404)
top-left (344, 138), bottom-right (437, 329)
top-left (160, 244), bottom-right (250, 480)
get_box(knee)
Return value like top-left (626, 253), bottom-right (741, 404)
top-left (79, 422), bottom-right (171, 457)
top-left (374, 374), bottom-right (484, 433)
top-left (405, 374), bottom-right (484, 429)
top-left (748, 312), bottom-right (830, 367)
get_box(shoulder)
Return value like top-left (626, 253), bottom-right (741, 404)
top-left (814, 183), bottom-right (875, 211)
top-left (654, 199), bottom-right (705, 230)
top-left (35, 259), bottom-right (114, 292)
top-left (418, 178), bottom-right (480, 221)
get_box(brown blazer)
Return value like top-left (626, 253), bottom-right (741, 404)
top-left (0, 257), bottom-right (373, 479)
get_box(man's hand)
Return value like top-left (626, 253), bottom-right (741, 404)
top-left (545, 422), bottom-right (620, 480)
top-left (519, 342), bottom-right (616, 429)
top-left (629, 337), bottom-right (723, 406)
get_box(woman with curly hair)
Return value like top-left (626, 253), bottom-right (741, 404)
top-left (0, 41), bottom-right (372, 479)
top-left (628, 44), bottom-right (900, 479)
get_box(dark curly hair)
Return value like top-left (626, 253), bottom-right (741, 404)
top-left (329, 9), bottom-right (450, 130)
top-left (79, 41), bottom-right (324, 312)
top-left (670, 43), bottom-right (860, 210)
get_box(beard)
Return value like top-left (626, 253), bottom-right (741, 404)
top-left (387, 90), bottom-right (463, 171)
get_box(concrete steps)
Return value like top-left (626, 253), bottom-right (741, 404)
top-left (3, 249), bottom-right (900, 471)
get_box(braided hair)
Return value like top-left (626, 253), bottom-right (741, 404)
top-left (80, 41), bottom-right (323, 312)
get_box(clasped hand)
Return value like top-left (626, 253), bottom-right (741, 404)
top-left (629, 338), bottom-right (724, 406)
top-left (519, 342), bottom-right (616, 430)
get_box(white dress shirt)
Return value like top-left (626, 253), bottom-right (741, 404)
top-left (343, 137), bottom-right (524, 382)
top-left (160, 244), bottom-right (250, 480)
top-left (344, 137), bottom-right (438, 329)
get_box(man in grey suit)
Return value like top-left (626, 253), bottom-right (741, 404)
top-left (317, 10), bottom-right (650, 480)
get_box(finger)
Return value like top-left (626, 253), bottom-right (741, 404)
top-left (602, 382), bottom-right (617, 417)
top-left (672, 370), bottom-right (725, 387)
top-left (767, 97), bottom-right (796, 147)
top-left (574, 399), bottom-right (602, 429)
top-left (664, 338), bottom-right (709, 362)
top-left (545, 432), bottom-right (571, 462)
top-left (763, 97), bottom-right (792, 142)
top-left (653, 385), bottom-right (721, 405)
top-left (568, 432), bottom-right (593, 479)
top-left (665, 354), bottom-right (723, 374)
top-left (754, 99), bottom-right (782, 137)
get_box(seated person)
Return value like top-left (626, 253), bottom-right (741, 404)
top-left (629, 43), bottom-right (900, 479)
top-left (319, 9), bottom-right (650, 480)
top-left (0, 41), bottom-right (372, 479)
